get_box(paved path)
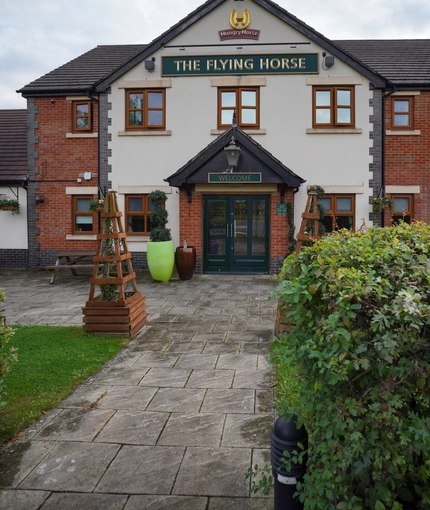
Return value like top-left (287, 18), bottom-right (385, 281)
top-left (0, 269), bottom-right (278, 509)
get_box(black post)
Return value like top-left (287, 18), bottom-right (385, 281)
top-left (271, 415), bottom-right (308, 510)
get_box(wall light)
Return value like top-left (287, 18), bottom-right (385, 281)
top-left (145, 57), bottom-right (156, 72)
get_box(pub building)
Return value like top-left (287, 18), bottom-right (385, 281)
top-left (3, 0), bottom-right (428, 273)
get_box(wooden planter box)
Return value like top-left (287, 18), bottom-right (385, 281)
top-left (83, 291), bottom-right (146, 338)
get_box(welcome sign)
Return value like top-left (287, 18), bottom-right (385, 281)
top-left (162, 54), bottom-right (318, 76)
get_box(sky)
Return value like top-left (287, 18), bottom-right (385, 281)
top-left (1, 0), bottom-right (430, 109)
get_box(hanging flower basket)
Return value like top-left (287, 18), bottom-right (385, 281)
top-left (372, 197), bottom-right (393, 213)
top-left (90, 199), bottom-right (104, 212)
top-left (0, 199), bottom-right (20, 215)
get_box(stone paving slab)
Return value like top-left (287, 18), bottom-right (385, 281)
top-left (0, 489), bottom-right (50, 510)
top-left (140, 367), bottom-right (192, 387)
top-left (186, 369), bottom-right (235, 388)
top-left (147, 387), bottom-right (206, 413)
top-left (39, 492), bottom-right (128, 510)
top-left (34, 408), bottom-right (115, 442)
top-left (19, 442), bottom-right (120, 492)
top-left (158, 413), bottom-right (226, 447)
top-left (201, 389), bottom-right (255, 414)
top-left (125, 495), bottom-right (208, 510)
top-left (94, 411), bottom-right (169, 445)
top-left (172, 447), bottom-right (251, 497)
top-left (95, 445), bottom-right (185, 494)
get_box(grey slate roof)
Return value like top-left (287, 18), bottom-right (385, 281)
top-left (0, 110), bottom-right (27, 184)
top-left (334, 39), bottom-right (430, 87)
top-left (18, 45), bottom-right (146, 97)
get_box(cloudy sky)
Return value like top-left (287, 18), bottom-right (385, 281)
top-left (1, 0), bottom-right (429, 109)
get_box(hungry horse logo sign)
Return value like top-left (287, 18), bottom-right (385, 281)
top-left (219, 8), bottom-right (260, 40)
top-left (229, 8), bottom-right (251, 30)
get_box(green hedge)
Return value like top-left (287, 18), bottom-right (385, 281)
top-left (273, 222), bottom-right (430, 510)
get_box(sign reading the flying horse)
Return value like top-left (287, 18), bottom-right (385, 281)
top-left (219, 8), bottom-right (260, 40)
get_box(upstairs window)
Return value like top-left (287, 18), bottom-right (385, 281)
top-left (125, 195), bottom-right (155, 235)
top-left (126, 90), bottom-right (166, 130)
top-left (313, 87), bottom-right (354, 128)
top-left (392, 98), bottom-right (413, 129)
top-left (73, 101), bottom-right (92, 132)
top-left (218, 87), bottom-right (259, 129)
top-left (318, 195), bottom-right (355, 233)
top-left (73, 196), bottom-right (94, 234)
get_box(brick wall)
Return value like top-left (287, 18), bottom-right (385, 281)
top-left (33, 97), bottom-right (100, 258)
top-left (384, 91), bottom-right (430, 225)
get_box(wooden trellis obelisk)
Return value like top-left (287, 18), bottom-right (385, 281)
top-left (83, 191), bottom-right (146, 337)
top-left (295, 186), bottom-right (321, 254)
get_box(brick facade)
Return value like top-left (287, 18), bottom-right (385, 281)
top-left (32, 97), bottom-right (100, 264)
top-left (384, 91), bottom-right (430, 225)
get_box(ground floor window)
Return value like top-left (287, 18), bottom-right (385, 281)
top-left (392, 195), bottom-right (413, 224)
top-left (125, 195), bottom-right (155, 235)
top-left (318, 194), bottom-right (355, 233)
top-left (73, 196), bottom-right (94, 233)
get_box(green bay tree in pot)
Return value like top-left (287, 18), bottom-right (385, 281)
top-left (147, 190), bottom-right (174, 282)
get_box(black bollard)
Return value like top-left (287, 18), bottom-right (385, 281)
top-left (271, 414), bottom-right (308, 510)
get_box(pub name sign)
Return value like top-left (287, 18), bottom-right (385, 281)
top-left (162, 54), bottom-right (318, 76)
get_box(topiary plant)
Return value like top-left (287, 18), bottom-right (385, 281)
top-left (272, 221), bottom-right (430, 509)
top-left (148, 190), bottom-right (171, 242)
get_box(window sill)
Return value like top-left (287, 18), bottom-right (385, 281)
top-left (118, 130), bottom-right (172, 136)
top-left (66, 132), bottom-right (98, 138)
top-left (126, 236), bottom-right (150, 241)
top-left (211, 128), bottom-right (266, 135)
top-left (66, 234), bottom-right (97, 240)
top-left (385, 130), bottom-right (421, 136)
top-left (306, 128), bottom-right (362, 134)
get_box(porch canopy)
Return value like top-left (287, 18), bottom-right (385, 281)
top-left (165, 126), bottom-right (305, 193)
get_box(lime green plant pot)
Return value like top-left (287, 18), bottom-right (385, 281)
top-left (147, 240), bottom-right (175, 282)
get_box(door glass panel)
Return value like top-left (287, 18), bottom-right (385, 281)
top-left (252, 200), bottom-right (266, 255)
top-left (234, 199), bottom-right (247, 255)
top-left (208, 200), bottom-right (227, 255)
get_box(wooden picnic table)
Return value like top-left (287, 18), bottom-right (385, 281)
top-left (45, 252), bottom-right (95, 284)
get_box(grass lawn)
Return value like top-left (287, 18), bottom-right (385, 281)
top-left (0, 325), bottom-right (128, 446)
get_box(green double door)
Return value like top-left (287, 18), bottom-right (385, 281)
top-left (203, 195), bottom-right (269, 274)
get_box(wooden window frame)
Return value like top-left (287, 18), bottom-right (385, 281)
top-left (126, 89), bottom-right (166, 130)
top-left (72, 101), bottom-right (92, 132)
top-left (72, 196), bottom-right (94, 234)
top-left (313, 86), bottom-right (355, 128)
top-left (392, 194), bottom-right (413, 224)
top-left (391, 97), bottom-right (413, 130)
top-left (218, 87), bottom-right (260, 129)
top-left (125, 195), bottom-right (156, 235)
top-left (318, 194), bottom-right (355, 233)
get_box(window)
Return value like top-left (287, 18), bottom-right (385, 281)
top-left (73, 101), bottom-right (92, 132)
top-left (313, 87), bottom-right (354, 128)
top-left (318, 195), bottom-right (355, 233)
top-left (218, 87), bottom-right (259, 129)
top-left (73, 196), bottom-right (94, 234)
top-left (125, 195), bottom-right (156, 235)
top-left (392, 98), bottom-right (413, 129)
top-left (126, 90), bottom-right (165, 130)
top-left (392, 195), bottom-right (413, 224)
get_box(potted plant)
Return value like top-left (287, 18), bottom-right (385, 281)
top-left (147, 190), bottom-right (174, 282)
top-left (372, 196), bottom-right (393, 213)
top-left (0, 199), bottom-right (20, 215)
top-left (90, 198), bottom-right (104, 212)
top-left (175, 240), bottom-right (196, 280)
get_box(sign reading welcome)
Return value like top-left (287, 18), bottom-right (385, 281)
top-left (162, 54), bottom-right (318, 76)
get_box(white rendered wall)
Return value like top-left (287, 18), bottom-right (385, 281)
top-left (0, 187), bottom-right (28, 249)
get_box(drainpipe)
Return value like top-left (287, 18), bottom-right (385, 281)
top-left (85, 90), bottom-right (101, 200)
top-left (381, 84), bottom-right (396, 226)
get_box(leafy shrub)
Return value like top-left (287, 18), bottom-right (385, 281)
top-left (272, 222), bottom-right (430, 509)
top-left (0, 289), bottom-right (18, 407)
top-left (149, 190), bottom-right (171, 242)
